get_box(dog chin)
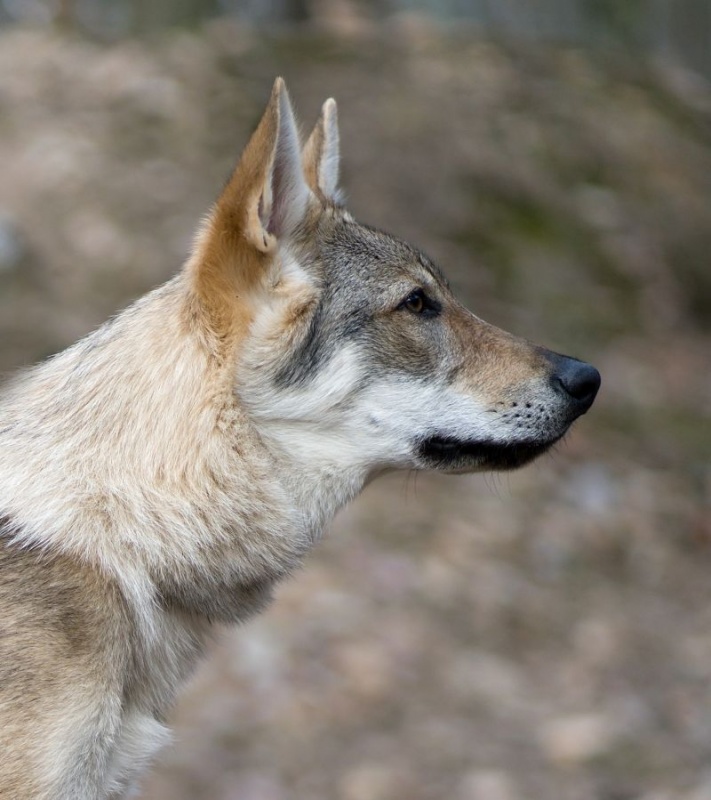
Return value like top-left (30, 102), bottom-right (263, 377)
top-left (417, 434), bottom-right (560, 472)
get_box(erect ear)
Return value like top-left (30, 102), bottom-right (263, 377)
top-left (218, 76), bottom-right (310, 252)
top-left (302, 98), bottom-right (341, 202)
top-left (193, 77), bottom-right (309, 269)
top-left (189, 78), bottom-right (312, 334)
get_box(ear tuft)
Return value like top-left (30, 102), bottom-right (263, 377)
top-left (303, 98), bottom-right (341, 202)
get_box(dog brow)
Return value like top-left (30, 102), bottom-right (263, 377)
top-left (418, 253), bottom-right (449, 289)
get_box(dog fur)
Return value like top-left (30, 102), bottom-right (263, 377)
top-left (0, 78), bottom-right (600, 798)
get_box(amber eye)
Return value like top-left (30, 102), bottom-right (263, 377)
top-left (402, 289), bottom-right (426, 314)
top-left (397, 288), bottom-right (441, 318)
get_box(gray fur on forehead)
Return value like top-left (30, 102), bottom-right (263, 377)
top-left (297, 211), bottom-right (447, 288)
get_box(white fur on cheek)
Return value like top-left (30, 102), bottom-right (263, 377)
top-left (242, 344), bottom-right (363, 424)
top-left (354, 376), bottom-right (550, 467)
top-left (353, 379), bottom-right (487, 464)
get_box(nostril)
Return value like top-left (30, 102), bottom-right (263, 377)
top-left (554, 361), bottom-right (601, 406)
top-left (542, 350), bottom-right (602, 412)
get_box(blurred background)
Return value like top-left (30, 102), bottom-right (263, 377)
top-left (0, 2), bottom-right (710, 799)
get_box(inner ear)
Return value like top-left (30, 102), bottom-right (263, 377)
top-left (261, 84), bottom-right (312, 241)
top-left (303, 98), bottom-right (341, 202)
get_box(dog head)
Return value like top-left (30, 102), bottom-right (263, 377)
top-left (186, 79), bottom-right (600, 477)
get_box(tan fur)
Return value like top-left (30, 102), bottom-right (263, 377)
top-left (0, 78), bottom-right (598, 799)
top-left (0, 535), bottom-right (132, 798)
top-left (187, 79), bottom-right (283, 353)
top-left (448, 309), bottom-right (550, 398)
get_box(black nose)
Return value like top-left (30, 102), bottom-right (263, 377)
top-left (547, 353), bottom-right (601, 412)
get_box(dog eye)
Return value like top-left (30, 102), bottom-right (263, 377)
top-left (398, 289), bottom-right (439, 317)
top-left (404, 291), bottom-right (425, 313)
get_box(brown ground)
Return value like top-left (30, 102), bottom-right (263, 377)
top-left (0, 20), bottom-right (709, 800)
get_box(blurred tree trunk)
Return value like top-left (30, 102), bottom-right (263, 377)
top-left (285, 0), bottom-right (310, 23)
top-left (54, 0), bottom-right (74, 28)
top-left (130, 0), bottom-right (220, 32)
top-left (582, 0), bottom-right (651, 45)
top-left (668, 0), bottom-right (711, 77)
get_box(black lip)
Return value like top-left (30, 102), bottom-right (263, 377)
top-left (418, 435), bottom-right (559, 471)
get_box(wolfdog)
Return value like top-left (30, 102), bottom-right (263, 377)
top-left (0, 79), bottom-right (599, 798)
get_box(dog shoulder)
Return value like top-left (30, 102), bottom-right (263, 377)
top-left (0, 524), bottom-right (134, 798)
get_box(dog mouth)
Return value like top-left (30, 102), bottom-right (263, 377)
top-left (417, 434), bottom-right (560, 471)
